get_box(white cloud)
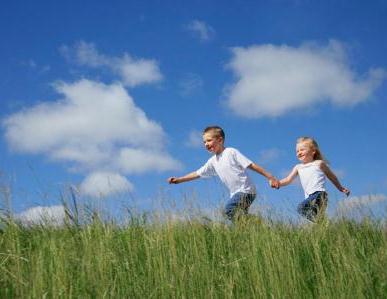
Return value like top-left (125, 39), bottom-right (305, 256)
top-left (186, 20), bottom-right (215, 42)
top-left (3, 79), bottom-right (181, 196)
top-left (185, 130), bottom-right (203, 148)
top-left (226, 40), bottom-right (386, 118)
top-left (337, 194), bottom-right (387, 213)
top-left (4, 80), bottom-right (166, 161)
top-left (80, 171), bottom-right (133, 197)
top-left (60, 41), bottom-right (163, 87)
top-left (258, 148), bottom-right (282, 164)
top-left (16, 205), bottom-right (66, 226)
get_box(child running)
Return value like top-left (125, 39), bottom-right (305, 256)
top-left (277, 137), bottom-right (350, 222)
top-left (168, 126), bottom-right (279, 221)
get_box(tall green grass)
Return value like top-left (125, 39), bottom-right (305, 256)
top-left (1, 215), bottom-right (386, 298)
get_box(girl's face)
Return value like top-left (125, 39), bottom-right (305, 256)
top-left (296, 142), bottom-right (315, 163)
top-left (203, 132), bottom-right (224, 154)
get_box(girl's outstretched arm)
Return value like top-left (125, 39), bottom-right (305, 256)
top-left (168, 172), bottom-right (200, 184)
top-left (320, 161), bottom-right (350, 196)
top-left (279, 166), bottom-right (298, 187)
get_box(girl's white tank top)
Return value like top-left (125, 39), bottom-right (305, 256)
top-left (296, 160), bottom-right (326, 198)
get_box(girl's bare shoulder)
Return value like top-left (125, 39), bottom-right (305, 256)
top-left (315, 159), bottom-right (328, 169)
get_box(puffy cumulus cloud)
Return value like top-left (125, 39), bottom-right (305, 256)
top-left (186, 20), bottom-right (215, 42)
top-left (79, 171), bottom-right (133, 197)
top-left (60, 41), bottom-right (163, 87)
top-left (3, 79), bottom-right (181, 197)
top-left (4, 80), bottom-right (167, 164)
top-left (226, 40), bottom-right (386, 118)
top-left (16, 205), bottom-right (66, 226)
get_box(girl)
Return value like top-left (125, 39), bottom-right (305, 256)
top-left (278, 137), bottom-right (350, 222)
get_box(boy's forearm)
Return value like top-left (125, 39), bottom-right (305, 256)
top-left (175, 172), bottom-right (200, 183)
top-left (249, 163), bottom-right (275, 180)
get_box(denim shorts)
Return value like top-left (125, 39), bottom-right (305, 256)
top-left (297, 191), bottom-right (328, 222)
top-left (224, 192), bottom-right (256, 220)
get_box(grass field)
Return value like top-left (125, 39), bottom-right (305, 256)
top-left (1, 212), bottom-right (386, 298)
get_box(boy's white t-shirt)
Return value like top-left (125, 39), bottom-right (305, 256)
top-left (296, 160), bottom-right (326, 198)
top-left (196, 147), bottom-right (256, 197)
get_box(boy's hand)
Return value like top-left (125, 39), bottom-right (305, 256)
top-left (168, 177), bottom-right (179, 184)
top-left (341, 187), bottom-right (350, 196)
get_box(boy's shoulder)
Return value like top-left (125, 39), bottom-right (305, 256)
top-left (222, 147), bottom-right (245, 158)
top-left (224, 147), bottom-right (242, 154)
top-left (225, 146), bottom-right (236, 152)
top-left (211, 148), bottom-right (239, 160)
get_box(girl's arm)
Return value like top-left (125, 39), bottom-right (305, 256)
top-left (168, 171), bottom-right (200, 184)
top-left (320, 161), bottom-right (350, 196)
top-left (279, 166), bottom-right (298, 187)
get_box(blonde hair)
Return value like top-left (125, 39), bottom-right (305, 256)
top-left (297, 137), bottom-right (325, 161)
top-left (203, 126), bottom-right (225, 141)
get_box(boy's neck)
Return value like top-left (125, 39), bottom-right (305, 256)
top-left (215, 145), bottom-right (225, 155)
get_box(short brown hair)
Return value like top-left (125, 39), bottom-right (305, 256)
top-left (203, 126), bottom-right (225, 140)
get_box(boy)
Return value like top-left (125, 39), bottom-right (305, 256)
top-left (168, 126), bottom-right (279, 220)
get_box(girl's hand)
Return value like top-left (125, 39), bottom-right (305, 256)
top-left (341, 187), bottom-right (350, 196)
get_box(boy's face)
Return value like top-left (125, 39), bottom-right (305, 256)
top-left (203, 132), bottom-right (224, 154)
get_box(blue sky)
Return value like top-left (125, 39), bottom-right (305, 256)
top-left (1, 0), bottom-right (386, 223)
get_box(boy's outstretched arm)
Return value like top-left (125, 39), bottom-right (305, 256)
top-left (279, 166), bottom-right (298, 187)
top-left (320, 162), bottom-right (350, 196)
top-left (168, 172), bottom-right (200, 184)
top-left (248, 163), bottom-right (280, 188)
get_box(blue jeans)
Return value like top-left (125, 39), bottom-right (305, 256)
top-left (224, 192), bottom-right (256, 220)
top-left (297, 191), bottom-right (328, 222)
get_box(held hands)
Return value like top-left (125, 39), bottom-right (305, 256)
top-left (269, 178), bottom-right (280, 189)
